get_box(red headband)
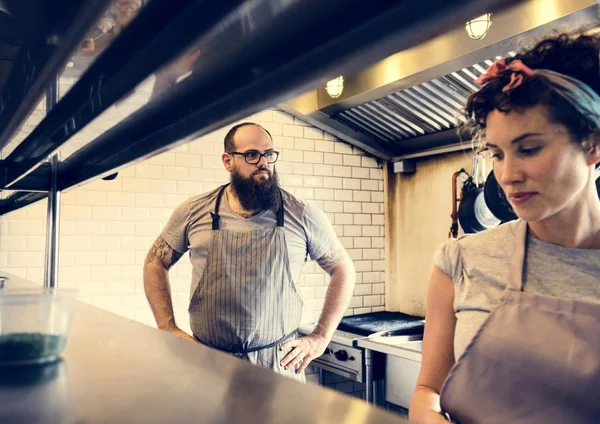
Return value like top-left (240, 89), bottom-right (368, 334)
top-left (475, 59), bottom-right (535, 92)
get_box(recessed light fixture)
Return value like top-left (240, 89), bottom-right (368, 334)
top-left (466, 13), bottom-right (492, 40)
top-left (325, 76), bottom-right (344, 99)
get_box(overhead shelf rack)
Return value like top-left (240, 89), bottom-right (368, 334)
top-left (0, 0), bottom-right (111, 152)
top-left (0, 0), bottom-right (523, 287)
top-left (0, 0), bottom-right (521, 217)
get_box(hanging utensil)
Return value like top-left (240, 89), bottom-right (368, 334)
top-left (483, 170), bottom-right (518, 222)
top-left (449, 168), bottom-right (468, 238)
top-left (458, 153), bottom-right (500, 233)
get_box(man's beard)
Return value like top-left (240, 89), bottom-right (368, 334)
top-left (230, 166), bottom-right (280, 212)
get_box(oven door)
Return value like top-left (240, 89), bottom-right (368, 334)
top-left (311, 341), bottom-right (364, 382)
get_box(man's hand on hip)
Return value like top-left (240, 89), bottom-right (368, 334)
top-left (280, 333), bottom-right (329, 374)
top-left (166, 327), bottom-right (195, 342)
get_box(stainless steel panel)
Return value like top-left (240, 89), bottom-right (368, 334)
top-left (316, 0), bottom-right (598, 110)
top-left (328, 49), bottom-right (526, 143)
top-left (385, 355), bottom-right (422, 410)
top-left (0, 273), bottom-right (407, 424)
top-left (284, 1), bottom-right (600, 157)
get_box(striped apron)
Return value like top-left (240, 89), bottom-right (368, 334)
top-left (189, 184), bottom-right (305, 381)
top-left (440, 220), bottom-right (600, 423)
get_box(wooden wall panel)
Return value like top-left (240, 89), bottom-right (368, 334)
top-left (384, 151), bottom-right (477, 316)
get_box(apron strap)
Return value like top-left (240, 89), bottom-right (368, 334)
top-left (194, 331), bottom-right (298, 360)
top-left (508, 220), bottom-right (528, 291)
top-left (277, 189), bottom-right (284, 227)
top-left (211, 184), bottom-right (229, 230)
top-left (211, 184), bottom-right (285, 230)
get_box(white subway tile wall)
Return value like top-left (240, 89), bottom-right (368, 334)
top-left (0, 81), bottom-right (385, 335)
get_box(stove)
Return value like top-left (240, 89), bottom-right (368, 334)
top-left (312, 330), bottom-right (366, 381)
top-left (298, 311), bottom-right (425, 404)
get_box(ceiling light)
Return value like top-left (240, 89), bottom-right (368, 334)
top-left (465, 13), bottom-right (492, 40)
top-left (325, 76), bottom-right (344, 99)
top-left (80, 38), bottom-right (95, 53)
top-left (116, 0), bottom-right (142, 16)
top-left (97, 16), bottom-right (117, 33)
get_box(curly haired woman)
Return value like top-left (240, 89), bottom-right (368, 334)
top-left (409, 33), bottom-right (600, 424)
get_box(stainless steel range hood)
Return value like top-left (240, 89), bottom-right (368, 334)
top-left (281, 0), bottom-right (600, 161)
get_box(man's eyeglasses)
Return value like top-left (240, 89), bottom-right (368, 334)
top-left (228, 150), bottom-right (279, 164)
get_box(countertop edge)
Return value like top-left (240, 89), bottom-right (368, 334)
top-left (356, 338), bottom-right (423, 362)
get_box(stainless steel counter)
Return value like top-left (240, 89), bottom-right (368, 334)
top-left (0, 275), bottom-right (408, 424)
top-left (356, 338), bottom-right (422, 362)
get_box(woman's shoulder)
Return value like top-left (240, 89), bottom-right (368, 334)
top-left (437, 220), bottom-right (519, 254)
top-left (455, 220), bottom-right (519, 248)
top-left (434, 220), bottom-right (519, 280)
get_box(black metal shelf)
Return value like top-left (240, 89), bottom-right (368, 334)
top-left (2, 0), bottom-right (243, 188)
top-left (0, 0), bottom-right (111, 153)
top-left (0, 0), bottom-right (520, 216)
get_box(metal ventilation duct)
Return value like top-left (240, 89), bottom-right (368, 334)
top-left (333, 52), bottom-right (516, 143)
top-left (281, 0), bottom-right (600, 161)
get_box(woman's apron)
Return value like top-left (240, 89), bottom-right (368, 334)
top-left (188, 184), bottom-right (305, 381)
top-left (440, 220), bottom-right (600, 423)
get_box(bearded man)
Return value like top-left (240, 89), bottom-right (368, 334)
top-left (143, 122), bottom-right (356, 381)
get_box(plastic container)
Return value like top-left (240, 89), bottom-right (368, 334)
top-left (0, 287), bottom-right (77, 366)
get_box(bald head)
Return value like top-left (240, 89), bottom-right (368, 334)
top-left (224, 122), bottom-right (272, 153)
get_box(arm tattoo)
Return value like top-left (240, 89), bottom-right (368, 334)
top-left (145, 236), bottom-right (184, 270)
top-left (316, 249), bottom-right (342, 274)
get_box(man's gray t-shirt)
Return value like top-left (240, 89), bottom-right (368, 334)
top-left (161, 186), bottom-right (339, 298)
top-left (434, 220), bottom-right (600, 360)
